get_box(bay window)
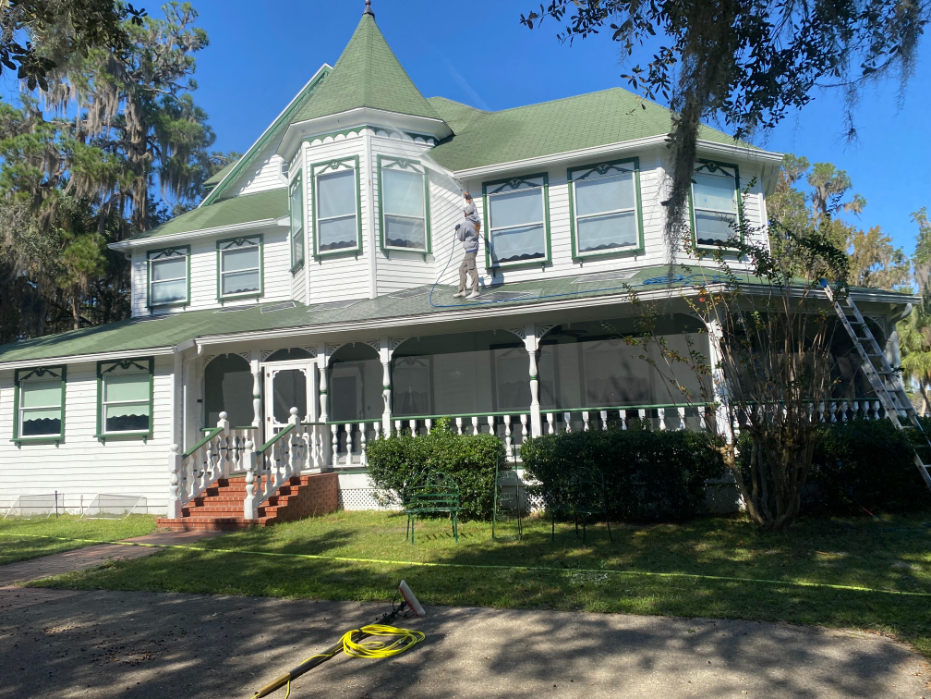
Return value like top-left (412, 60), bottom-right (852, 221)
top-left (289, 174), bottom-right (304, 270)
top-left (313, 157), bottom-right (361, 256)
top-left (379, 157), bottom-right (429, 253)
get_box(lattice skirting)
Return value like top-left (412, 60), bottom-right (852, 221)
top-left (337, 488), bottom-right (401, 512)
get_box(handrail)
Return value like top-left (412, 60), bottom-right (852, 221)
top-left (299, 421), bottom-right (329, 427)
top-left (256, 423), bottom-right (296, 454)
top-left (323, 418), bottom-right (384, 425)
top-left (389, 410), bottom-right (532, 421)
top-left (200, 425), bottom-right (256, 433)
top-left (184, 426), bottom-right (223, 459)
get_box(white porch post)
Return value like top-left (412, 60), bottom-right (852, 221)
top-left (704, 318), bottom-right (730, 440)
top-left (250, 350), bottom-right (263, 446)
top-left (317, 344), bottom-right (331, 468)
top-left (522, 324), bottom-right (543, 438)
top-left (381, 336), bottom-right (392, 436)
top-left (167, 351), bottom-right (184, 518)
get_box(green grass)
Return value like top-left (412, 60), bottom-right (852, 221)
top-left (29, 510), bottom-right (931, 656)
top-left (0, 514), bottom-right (157, 566)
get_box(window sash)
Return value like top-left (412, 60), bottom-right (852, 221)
top-left (692, 169), bottom-right (739, 246)
top-left (19, 380), bottom-right (63, 437)
top-left (382, 166), bottom-right (426, 250)
top-left (220, 243), bottom-right (261, 297)
top-left (149, 253), bottom-right (187, 305)
top-left (315, 166), bottom-right (359, 252)
top-left (488, 187), bottom-right (546, 263)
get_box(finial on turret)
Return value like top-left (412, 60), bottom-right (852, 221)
top-left (364, 0), bottom-right (374, 16)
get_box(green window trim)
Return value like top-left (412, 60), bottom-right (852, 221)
top-left (95, 357), bottom-right (154, 443)
top-left (568, 158), bottom-right (644, 260)
top-left (12, 365), bottom-right (67, 445)
top-left (481, 173), bottom-right (551, 270)
top-left (377, 155), bottom-right (432, 259)
top-left (310, 155), bottom-right (363, 260)
top-left (216, 234), bottom-right (264, 303)
top-left (689, 159), bottom-right (744, 252)
top-left (146, 246), bottom-right (191, 309)
top-left (289, 172), bottom-right (305, 273)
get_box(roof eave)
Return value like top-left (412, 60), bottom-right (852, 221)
top-left (448, 137), bottom-right (783, 180)
top-left (277, 107), bottom-right (452, 160)
top-left (109, 216), bottom-right (287, 251)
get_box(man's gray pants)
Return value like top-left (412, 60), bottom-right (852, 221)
top-left (458, 252), bottom-right (478, 292)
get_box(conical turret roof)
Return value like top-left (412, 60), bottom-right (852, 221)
top-left (290, 13), bottom-right (441, 124)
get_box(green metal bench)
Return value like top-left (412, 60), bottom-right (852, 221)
top-left (402, 470), bottom-right (461, 544)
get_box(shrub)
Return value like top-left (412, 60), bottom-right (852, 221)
top-left (805, 418), bottom-right (930, 514)
top-left (366, 418), bottom-right (505, 519)
top-left (520, 425), bottom-right (727, 522)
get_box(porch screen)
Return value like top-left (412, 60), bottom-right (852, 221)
top-left (538, 316), bottom-right (709, 410)
top-left (485, 176), bottom-right (547, 265)
top-left (17, 367), bottom-right (65, 438)
top-left (205, 354), bottom-right (254, 428)
top-left (148, 248), bottom-right (188, 306)
top-left (328, 344), bottom-right (382, 422)
top-left (99, 359), bottom-right (152, 434)
top-left (570, 161), bottom-right (639, 254)
top-left (692, 162), bottom-right (739, 247)
top-left (382, 162), bottom-right (426, 250)
top-left (392, 331), bottom-right (529, 418)
top-left (218, 237), bottom-right (261, 298)
top-left (316, 166), bottom-right (358, 252)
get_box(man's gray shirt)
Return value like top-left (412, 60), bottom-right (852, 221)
top-left (456, 219), bottom-right (480, 254)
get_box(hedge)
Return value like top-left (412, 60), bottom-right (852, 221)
top-left (520, 426), bottom-right (728, 522)
top-left (366, 418), bottom-right (505, 519)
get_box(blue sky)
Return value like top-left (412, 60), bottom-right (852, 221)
top-left (69, 1), bottom-right (931, 251)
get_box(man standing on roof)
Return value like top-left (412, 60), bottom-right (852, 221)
top-left (454, 193), bottom-right (482, 299)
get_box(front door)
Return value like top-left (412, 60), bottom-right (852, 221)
top-left (263, 360), bottom-right (317, 436)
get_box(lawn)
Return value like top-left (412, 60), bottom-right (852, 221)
top-left (0, 514), bottom-right (157, 566)
top-left (30, 510), bottom-right (931, 656)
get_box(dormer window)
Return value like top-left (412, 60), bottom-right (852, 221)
top-left (217, 236), bottom-right (263, 300)
top-left (482, 174), bottom-right (550, 268)
top-left (289, 173), bottom-right (305, 271)
top-left (147, 247), bottom-right (189, 308)
top-left (691, 160), bottom-right (741, 248)
top-left (312, 156), bottom-right (362, 257)
top-left (378, 157), bottom-right (430, 254)
top-left (568, 159), bottom-right (643, 258)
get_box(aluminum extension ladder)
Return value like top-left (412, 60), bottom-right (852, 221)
top-left (822, 281), bottom-right (931, 491)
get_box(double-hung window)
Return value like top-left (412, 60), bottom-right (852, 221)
top-left (217, 236), bottom-right (262, 300)
top-left (569, 159), bottom-right (642, 257)
top-left (98, 359), bottom-right (153, 437)
top-left (483, 174), bottom-right (549, 267)
top-left (313, 157), bottom-right (361, 256)
top-left (147, 247), bottom-right (189, 307)
top-left (289, 174), bottom-right (305, 270)
top-left (14, 366), bottom-right (66, 441)
top-left (691, 161), bottom-right (741, 248)
top-left (379, 157), bottom-right (429, 253)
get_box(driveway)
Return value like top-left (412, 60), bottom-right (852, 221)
top-left (0, 588), bottom-right (926, 698)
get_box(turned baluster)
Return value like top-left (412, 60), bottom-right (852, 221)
top-left (504, 415), bottom-right (514, 461)
top-left (582, 411), bottom-right (590, 432)
top-left (547, 413), bottom-right (555, 435)
top-left (600, 410), bottom-right (609, 431)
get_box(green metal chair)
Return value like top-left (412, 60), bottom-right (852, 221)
top-left (492, 469), bottom-right (524, 542)
top-left (569, 468), bottom-right (613, 543)
top-left (402, 470), bottom-right (461, 544)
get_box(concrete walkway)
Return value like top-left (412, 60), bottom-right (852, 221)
top-left (0, 589), bottom-right (927, 699)
top-left (0, 530), bottom-right (221, 587)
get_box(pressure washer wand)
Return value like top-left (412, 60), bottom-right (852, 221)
top-left (252, 581), bottom-right (426, 698)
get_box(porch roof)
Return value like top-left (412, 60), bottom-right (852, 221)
top-left (0, 267), bottom-right (915, 367)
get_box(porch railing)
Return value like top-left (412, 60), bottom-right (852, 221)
top-left (167, 413), bottom-right (253, 517)
top-left (243, 408), bottom-right (329, 520)
top-left (391, 412), bottom-right (533, 464)
top-left (328, 419), bottom-right (383, 468)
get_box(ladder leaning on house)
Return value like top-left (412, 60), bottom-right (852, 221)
top-left (821, 280), bottom-right (931, 491)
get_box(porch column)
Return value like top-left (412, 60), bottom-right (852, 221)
top-left (704, 318), bottom-right (730, 439)
top-left (250, 350), bottom-right (262, 446)
top-left (380, 336), bottom-right (392, 436)
top-left (317, 344), bottom-right (330, 424)
top-left (168, 351), bottom-right (184, 518)
top-left (523, 324), bottom-right (543, 437)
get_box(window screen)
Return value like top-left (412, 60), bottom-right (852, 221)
top-left (317, 167), bottom-right (358, 252)
top-left (205, 354), bottom-right (254, 427)
top-left (100, 359), bottom-right (151, 434)
top-left (149, 249), bottom-right (188, 306)
top-left (219, 237), bottom-right (261, 298)
top-left (18, 371), bottom-right (64, 438)
top-left (571, 162), bottom-right (639, 254)
top-left (485, 176), bottom-right (547, 265)
top-left (328, 344), bottom-right (382, 421)
top-left (290, 176), bottom-right (304, 268)
top-left (692, 164), bottom-right (739, 247)
top-left (382, 165), bottom-right (426, 250)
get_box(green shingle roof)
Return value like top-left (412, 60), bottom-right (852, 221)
top-left (127, 189), bottom-right (287, 241)
top-left (204, 161), bottom-right (238, 187)
top-left (289, 14), bottom-right (440, 124)
top-left (0, 267), bottom-right (909, 366)
top-left (427, 90), bottom-right (748, 172)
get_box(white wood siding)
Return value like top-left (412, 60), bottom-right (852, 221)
top-left (0, 356), bottom-right (175, 512)
top-left (131, 227), bottom-right (291, 316)
top-left (224, 142), bottom-right (288, 198)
